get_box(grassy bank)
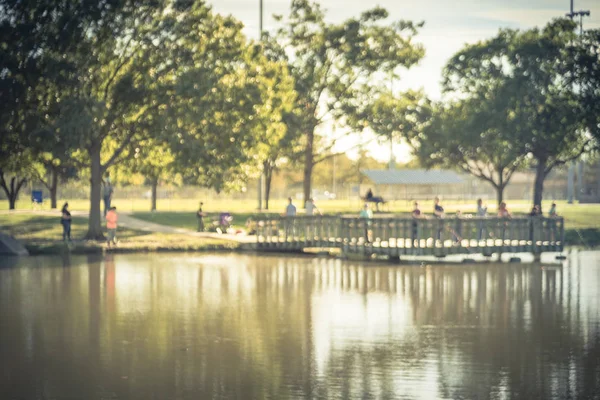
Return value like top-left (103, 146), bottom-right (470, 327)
top-left (131, 203), bottom-right (600, 230)
top-left (1, 210), bottom-right (598, 255)
top-left (5, 197), bottom-right (600, 225)
top-left (131, 210), bottom-right (600, 248)
top-left (0, 214), bottom-right (240, 255)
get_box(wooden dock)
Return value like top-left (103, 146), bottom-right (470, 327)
top-left (255, 215), bottom-right (564, 261)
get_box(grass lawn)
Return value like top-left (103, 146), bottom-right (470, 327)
top-left (0, 214), bottom-right (239, 254)
top-left (131, 200), bottom-right (600, 231)
top-left (3, 197), bottom-right (599, 229)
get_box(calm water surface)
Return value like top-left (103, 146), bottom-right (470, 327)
top-left (0, 251), bottom-right (599, 400)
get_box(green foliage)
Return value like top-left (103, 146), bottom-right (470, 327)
top-left (272, 0), bottom-right (425, 203)
top-left (439, 18), bottom-right (591, 207)
top-left (0, 0), bottom-right (296, 235)
top-left (414, 97), bottom-right (527, 205)
top-left (170, 39), bottom-right (295, 192)
top-left (367, 89), bottom-right (431, 144)
top-left (568, 29), bottom-right (600, 150)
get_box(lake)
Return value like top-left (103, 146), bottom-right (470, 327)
top-left (1, 251), bottom-right (599, 399)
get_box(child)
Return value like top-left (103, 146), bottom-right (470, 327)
top-left (106, 206), bottom-right (118, 247)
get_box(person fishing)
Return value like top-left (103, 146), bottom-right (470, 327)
top-left (60, 202), bottom-right (72, 242)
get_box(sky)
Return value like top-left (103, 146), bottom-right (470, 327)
top-left (210, 0), bottom-right (600, 163)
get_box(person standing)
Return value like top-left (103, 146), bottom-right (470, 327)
top-left (498, 202), bottom-right (511, 218)
top-left (497, 202), bottom-right (511, 241)
top-left (286, 197), bottom-right (297, 217)
top-left (433, 197), bottom-right (445, 240)
top-left (548, 202), bottom-right (558, 217)
top-left (305, 198), bottom-right (321, 216)
top-left (529, 204), bottom-right (542, 243)
top-left (106, 206), bottom-right (118, 247)
top-left (359, 203), bottom-right (373, 243)
top-left (284, 197), bottom-right (297, 239)
top-left (453, 210), bottom-right (463, 244)
top-left (103, 173), bottom-right (114, 217)
top-left (433, 197), bottom-right (445, 218)
top-left (477, 199), bottom-right (487, 217)
top-left (60, 202), bottom-right (72, 242)
top-left (196, 202), bottom-right (205, 232)
top-left (411, 201), bottom-right (422, 246)
top-left (476, 198), bottom-right (487, 240)
top-left (548, 202), bottom-right (558, 241)
top-left (305, 197), bottom-right (321, 240)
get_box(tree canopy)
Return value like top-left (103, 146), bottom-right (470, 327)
top-left (437, 18), bottom-right (591, 208)
top-left (1, 0), bottom-right (294, 236)
top-left (272, 0), bottom-right (425, 206)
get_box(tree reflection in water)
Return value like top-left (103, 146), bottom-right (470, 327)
top-left (0, 251), bottom-right (598, 399)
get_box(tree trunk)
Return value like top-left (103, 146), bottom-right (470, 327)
top-left (8, 177), bottom-right (18, 210)
top-left (50, 168), bottom-right (58, 209)
top-left (495, 186), bottom-right (504, 207)
top-left (263, 161), bottom-right (273, 210)
top-left (303, 130), bottom-right (315, 207)
top-left (495, 171), bottom-right (504, 207)
top-left (533, 158), bottom-right (547, 209)
top-left (150, 177), bottom-right (158, 211)
top-left (0, 175), bottom-right (27, 210)
top-left (85, 143), bottom-right (105, 240)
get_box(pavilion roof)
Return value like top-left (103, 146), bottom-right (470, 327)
top-left (362, 169), bottom-right (464, 185)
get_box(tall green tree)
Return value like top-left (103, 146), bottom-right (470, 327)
top-left (414, 97), bottom-right (527, 206)
top-left (169, 42), bottom-right (295, 195)
top-left (568, 28), bottom-right (600, 150)
top-left (367, 90), bottom-right (430, 143)
top-left (0, 0), bottom-right (86, 209)
top-left (444, 19), bottom-right (590, 208)
top-left (273, 0), bottom-right (424, 206)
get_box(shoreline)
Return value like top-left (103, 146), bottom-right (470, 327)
top-left (18, 227), bottom-right (599, 256)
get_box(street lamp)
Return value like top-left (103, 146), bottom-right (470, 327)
top-left (566, 0), bottom-right (591, 35)
top-left (565, 1), bottom-right (590, 203)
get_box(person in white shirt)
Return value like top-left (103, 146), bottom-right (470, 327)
top-left (285, 197), bottom-right (296, 239)
top-left (476, 198), bottom-right (487, 240)
top-left (305, 198), bottom-right (321, 216)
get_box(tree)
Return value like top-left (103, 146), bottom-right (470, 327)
top-left (0, 145), bottom-right (40, 210)
top-left (414, 98), bottom-right (527, 206)
top-left (262, 126), bottom-right (304, 210)
top-left (127, 138), bottom-right (175, 212)
top-left (169, 39), bottom-right (295, 196)
top-left (273, 0), bottom-right (425, 206)
top-left (0, 95), bottom-right (34, 209)
top-left (0, 0), bottom-right (127, 211)
top-left (442, 19), bottom-right (590, 208)
top-left (367, 90), bottom-right (430, 143)
top-left (569, 29), bottom-right (600, 150)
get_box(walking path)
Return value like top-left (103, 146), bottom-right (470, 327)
top-left (0, 210), bottom-right (255, 244)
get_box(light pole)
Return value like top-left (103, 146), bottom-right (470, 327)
top-left (257, 0), bottom-right (264, 210)
top-left (260, 0), bottom-right (263, 35)
top-left (565, 1), bottom-right (590, 203)
top-left (388, 71), bottom-right (395, 170)
top-left (566, 1), bottom-right (591, 35)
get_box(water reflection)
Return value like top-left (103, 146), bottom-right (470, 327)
top-left (0, 252), bottom-right (599, 399)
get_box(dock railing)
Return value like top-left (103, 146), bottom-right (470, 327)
top-left (255, 215), bottom-right (564, 258)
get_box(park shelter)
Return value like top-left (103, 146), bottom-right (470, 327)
top-left (361, 169), bottom-right (466, 203)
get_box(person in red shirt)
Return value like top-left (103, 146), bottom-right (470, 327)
top-left (106, 206), bottom-right (118, 247)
